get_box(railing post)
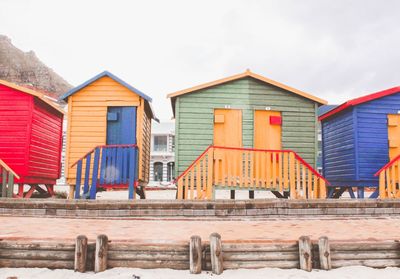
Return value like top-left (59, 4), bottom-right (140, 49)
top-left (319, 179), bottom-right (326, 199)
top-left (83, 154), bottom-right (92, 195)
top-left (289, 152), bottom-right (296, 199)
top-left (128, 147), bottom-right (137, 200)
top-left (206, 147), bottom-right (214, 199)
top-left (6, 172), bottom-right (14, 197)
top-left (89, 148), bottom-right (100, 200)
top-left (75, 160), bottom-right (83, 199)
top-left (1, 168), bottom-right (6, 198)
top-left (379, 171), bottom-right (386, 199)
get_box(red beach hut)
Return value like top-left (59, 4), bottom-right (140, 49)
top-left (0, 80), bottom-right (64, 198)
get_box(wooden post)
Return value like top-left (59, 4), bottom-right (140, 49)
top-left (7, 172), bottom-right (14, 197)
top-left (75, 235), bottom-right (88, 273)
top-left (1, 168), bottom-right (6, 197)
top-left (210, 233), bottom-right (223, 275)
top-left (298, 236), bottom-right (312, 272)
top-left (189, 235), bottom-right (202, 274)
top-left (95, 234), bottom-right (108, 273)
top-left (318, 236), bottom-right (331, 270)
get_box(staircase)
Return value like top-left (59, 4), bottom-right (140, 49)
top-left (0, 158), bottom-right (19, 198)
top-left (175, 146), bottom-right (327, 200)
top-left (375, 154), bottom-right (400, 198)
top-left (71, 144), bottom-right (138, 199)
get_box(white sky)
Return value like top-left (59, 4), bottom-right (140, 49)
top-left (1, 0), bottom-right (399, 121)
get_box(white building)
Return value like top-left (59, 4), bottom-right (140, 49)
top-left (149, 121), bottom-right (175, 187)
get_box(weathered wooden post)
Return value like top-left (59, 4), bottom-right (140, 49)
top-left (75, 235), bottom-right (88, 273)
top-left (6, 172), bottom-right (14, 197)
top-left (95, 234), bottom-right (108, 273)
top-left (210, 233), bottom-right (223, 274)
top-left (190, 235), bottom-right (202, 274)
top-left (318, 236), bottom-right (331, 270)
top-left (298, 236), bottom-right (312, 271)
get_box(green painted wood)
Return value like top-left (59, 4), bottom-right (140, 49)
top-left (1, 168), bottom-right (6, 197)
top-left (175, 77), bottom-right (319, 174)
top-left (7, 172), bottom-right (14, 197)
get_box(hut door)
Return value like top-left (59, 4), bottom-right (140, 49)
top-left (388, 114), bottom-right (400, 160)
top-left (213, 109), bottom-right (242, 148)
top-left (254, 110), bottom-right (282, 150)
top-left (106, 107), bottom-right (137, 145)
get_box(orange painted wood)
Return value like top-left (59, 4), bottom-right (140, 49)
top-left (213, 109), bottom-right (242, 148)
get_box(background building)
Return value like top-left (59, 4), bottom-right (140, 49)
top-left (149, 121), bottom-right (175, 187)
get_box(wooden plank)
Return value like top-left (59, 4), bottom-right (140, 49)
top-left (330, 242), bottom-right (400, 251)
top-left (108, 251), bottom-right (189, 261)
top-left (379, 171), bottom-right (386, 198)
top-left (318, 236), bottom-right (331, 270)
top-left (2, 168), bottom-right (7, 197)
top-left (278, 153), bottom-right (283, 192)
top-left (0, 242), bottom-right (75, 251)
top-left (177, 178), bottom-right (183, 199)
top-left (222, 243), bottom-right (298, 252)
top-left (331, 251), bottom-right (400, 260)
top-left (74, 235), bottom-right (88, 272)
top-left (190, 235), bottom-right (202, 274)
top-left (207, 149), bottom-right (213, 199)
top-left (109, 244), bottom-right (189, 252)
top-left (222, 251), bottom-right (298, 261)
top-left (255, 152), bottom-right (260, 188)
top-left (222, 260), bottom-right (299, 269)
top-left (331, 259), bottom-right (400, 268)
top-left (0, 249), bottom-right (74, 260)
top-left (283, 152), bottom-right (288, 190)
top-left (244, 151), bottom-right (249, 188)
top-left (190, 170), bottom-right (195, 200)
top-left (307, 169), bottom-right (312, 199)
top-left (289, 153), bottom-right (295, 198)
top-left (272, 152), bottom-right (277, 190)
top-left (0, 259), bottom-right (74, 269)
top-left (299, 236), bottom-right (312, 271)
top-left (107, 259), bottom-right (189, 269)
top-left (266, 152), bottom-right (271, 189)
top-left (6, 172), bottom-right (14, 198)
top-left (95, 234), bottom-right (108, 273)
top-left (210, 233), bottom-right (223, 274)
top-left (386, 169), bottom-right (392, 197)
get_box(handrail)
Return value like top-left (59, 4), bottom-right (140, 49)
top-left (70, 144), bottom-right (138, 168)
top-left (0, 159), bottom-right (20, 179)
top-left (374, 154), bottom-right (400, 176)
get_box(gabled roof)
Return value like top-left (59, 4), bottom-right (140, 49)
top-left (0, 79), bottom-right (64, 114)
top-left (318, 105), bottom-right (338, 117)
top-left (319, 86), bottom-right (400, 121)
top-left (167, 69), bottom-right (328, 106)
top-left (60, 71), bottom-right (157, 120)
top-left (61, 70), bottom-right (152, 102)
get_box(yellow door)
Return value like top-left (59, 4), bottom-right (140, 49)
top-left (388, 114), bottom-right (400, 160)
top-left (213, 109), bottom-right (242, 185)
top-left (254, 110), bottom-right (282, 149)
top-left (213, 109), bottom-right (242, 147)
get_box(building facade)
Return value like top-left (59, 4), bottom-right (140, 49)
top-left (149, 122), bottom-right (175, 186)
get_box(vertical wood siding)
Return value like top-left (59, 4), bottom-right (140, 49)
top-left (322, 109), bottom-right (356, 182)
top-left (0, 85), bottom-right (30, 176)
top-left (28, 99), bottom-right (63, 179)
top-left (140, 106), bottom-right (151, 184)
top-left (175, 77), bottom-right (318, 175)
top-left (65, 76), bottom-right (142, 185)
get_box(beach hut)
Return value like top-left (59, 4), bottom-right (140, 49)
top-left (0, 80), bottom-right (64, 198)
top-left (168, 70), bottom-right (328, 200)
top-left (61, 71), bottom-right (156, 199)
top-left (319, 86), bottom-right (400, 198)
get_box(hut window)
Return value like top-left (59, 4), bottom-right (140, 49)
top-left (154, 162), bottom-right (163, 181)
top-left (154, 135), bottom-right (168, 152)
top-left (167, 162), bottom-right (175, 182)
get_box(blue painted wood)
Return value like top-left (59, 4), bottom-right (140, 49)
top-left (75, 160), bottom-right (82, 199)
top-left (128, 147), bottom-right (137, 199)
top-left (348, 187), bottom-right (355, 199)
top-left (321, 91), bottom-right (400, 192)
top-left (122, 147), bottom-right (128, 184)
top-left (357, 187), bottom-right (365, 199)
top-left (106, 107), bottom-right (137, 145)
top-left (369, 188), bottom-right (379, 198)
top-left (89, 148), bottom-right (100, 199)
top-left (116, 147), bottom-right (123, 184)
top-left (99, 148), bottom-right (107, 185)
top-left (83, 154), bottom-right (91, 194)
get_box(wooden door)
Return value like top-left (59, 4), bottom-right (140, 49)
top-left (107, 107), bottom-right (137, 145)
top-left (388, 114), bottom-right (400, 160)
top-left (213, 109), bottom-right (242, 185)
top-left (213, 109), bottom-right (242, 147)
top-left (254, 110), bottom-right (282, 150)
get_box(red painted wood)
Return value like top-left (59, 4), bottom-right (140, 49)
top-left (319, 86), bottom-right (400, 121)
top-left (269, 115), bottom-right (282, 125)
top-left (0, 84), bottom-right (63, 185)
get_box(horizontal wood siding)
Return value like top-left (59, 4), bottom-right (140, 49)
top-left (0, 85), bottom-right (30, 177)
top-left (28, 99), bottom-right (63, 180)
top-left (356, 93), bottom-right (400, 183)
top-left (65, 76), bottom-right (141, 184)
top-left (176, 77), bottom-right (318, 175)
top-left (322, 109), bottom-right (356, 182)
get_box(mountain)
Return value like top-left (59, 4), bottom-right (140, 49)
top-left (0, 35), bottom-right (72, 98)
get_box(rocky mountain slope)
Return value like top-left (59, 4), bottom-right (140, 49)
top-left (0, 35), bottom-right (71, 98)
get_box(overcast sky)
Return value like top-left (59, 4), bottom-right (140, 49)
top-left (1, 0), bottom-right (399, 121)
